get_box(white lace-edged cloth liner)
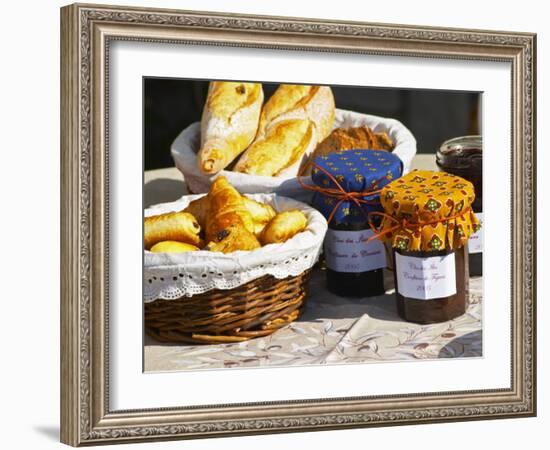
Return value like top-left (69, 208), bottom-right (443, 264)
top-left (144, 193), bottom-right (328, 302)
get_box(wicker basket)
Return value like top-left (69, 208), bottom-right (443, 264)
top-left (145, 269), bottom-right (312, 344)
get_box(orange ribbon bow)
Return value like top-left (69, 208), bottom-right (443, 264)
top-left (298, 161), bottom-right (385, 224)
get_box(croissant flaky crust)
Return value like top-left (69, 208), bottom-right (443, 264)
top-left (234, 84), bottom-right (335, 176)
top-left (182, 195), bottom-right (210, 230)
top-left (241, 196), bottom-right (276, 236)
top-left (183, 192), bottom-right (276, 235)
top-left (205, 176), bottom-right (255, 243)
top-left (144, 211), bottom-right (201, 249)
top-left (205, 224), bottom-right (261, 253)
top-left (198, 81), bottom-right (263, 175)
top-left (195, 176), bottom-right (262, 253)
top-left (260, 210), bottom-right (308, 245)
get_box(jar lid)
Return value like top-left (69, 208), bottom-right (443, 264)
top-left (310, 149), bottom-right (402, 224)
top-left (378, 170), bottom-right (480, 251)
top-left (436, 135), bottom-right (482, 170)
top-left (311, 149), bottom-right (402, 191)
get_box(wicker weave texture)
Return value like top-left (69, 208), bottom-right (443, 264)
top-left (145, 271), bottom-right (311, 344)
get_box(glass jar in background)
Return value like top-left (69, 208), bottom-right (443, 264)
top-left (436, 135), bottom-right (483, 276)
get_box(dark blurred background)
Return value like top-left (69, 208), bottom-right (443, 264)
top-left (144, 78), bottom-right (480, 171)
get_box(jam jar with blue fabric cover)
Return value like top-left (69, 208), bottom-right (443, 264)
top-left (311, 150), bottom-right (403, 297)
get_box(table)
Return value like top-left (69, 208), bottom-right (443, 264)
top-left (143, 155), bottom-right (482, 372)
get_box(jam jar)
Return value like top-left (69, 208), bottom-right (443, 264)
top-left (378, 170), bottom-right (480, 323)
top-left (393, 246), bottom-right (468, 324)
top-left (310, 149), bottom-right (403, 297)
top-left (436, 135), bottom-right (483, 276)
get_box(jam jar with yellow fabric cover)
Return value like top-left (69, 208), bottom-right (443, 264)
top-left (311, 149), bottom-right (403, 297)
top-left (377, 170), bottom-right (480, 323)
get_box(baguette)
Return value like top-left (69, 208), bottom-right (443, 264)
top-left (234, 84), bottom-right (335, 176)
top-left (233, 119), bottom-right (316, 177)
top-left (198, 81), bottom-right (263, 175)
top-left (257, 85), bottom-right (334, 139)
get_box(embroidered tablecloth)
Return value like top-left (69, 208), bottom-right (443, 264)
top-left (143, 157), bottom-right (482, 372)
top-left (144, 270), bottom-right (482, 371)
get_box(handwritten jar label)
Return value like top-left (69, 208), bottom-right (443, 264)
top-left (324, 229), bottom-right (386, 273)
top-left (468, 212), bottom-right (483, 254)
top-left (395, 252), bottom-right (457, 300)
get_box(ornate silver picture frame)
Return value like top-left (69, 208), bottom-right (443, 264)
top-left (60, 2), bottom-right (536, 446)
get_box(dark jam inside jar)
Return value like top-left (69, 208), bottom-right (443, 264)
top-left (392, 246), bottom-right (468, 324)
top-left (436, 136), bottom-right (482, 276)
top-left (325, 219), bottom-right (385, 298)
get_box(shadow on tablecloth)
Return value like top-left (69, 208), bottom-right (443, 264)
top-left (438, 330), bottom-right (483, 358)
top-left (300, 268), bottom-right (403, 323)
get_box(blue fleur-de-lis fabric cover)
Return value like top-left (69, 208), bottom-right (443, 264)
top-left (311, 149), bottom-right (403, 225)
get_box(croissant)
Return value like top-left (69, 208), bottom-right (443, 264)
top-left (205, 176), bottom-right (255, 243)
top-left (234, 84), bottom-right (334, 176)
top-left (205, 224), bottom-right (261, 253)
top-left (260, 210), bottom-right (308, 245)
top-left (198, 81), bottom-right (263, 175)
top-left (149, 241), bottom-right (199, 253)
top-left (244, 197), bottom-right (276, 223)
top-left (242, 196), bottom-right (276, 237)
top-left (144, 211), bottom-right (201, 249)
top-left (183, 193), bottom-right (275, 235)
top-left (183, 195), bottom-right (209, 229)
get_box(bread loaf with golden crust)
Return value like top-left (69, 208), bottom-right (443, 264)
top-left (257, 85), bottom-right (334, 139)
top-left (234, 119), bottom-right (316, 177)
top-left (312, 126), bottom-right (394, 161)
top-left (234, 85), bottom-right (335, 176)
top-left (198, 82), bottom-right (263, 175)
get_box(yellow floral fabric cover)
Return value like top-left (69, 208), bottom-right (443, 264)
top-left (379, 170), bottom-right (480, 251)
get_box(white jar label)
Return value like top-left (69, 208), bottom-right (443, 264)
top-left (395, 252), bottom-right (457, 300)
top-left (324, 229), bottom-right (386, 273)
top-left (468, 212), bottom-right (483, 254)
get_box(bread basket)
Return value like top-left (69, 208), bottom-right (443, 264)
top-left (171, 108), bottom-right (417, 202)
top-left (144, 193), bottom-right (327, 344)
